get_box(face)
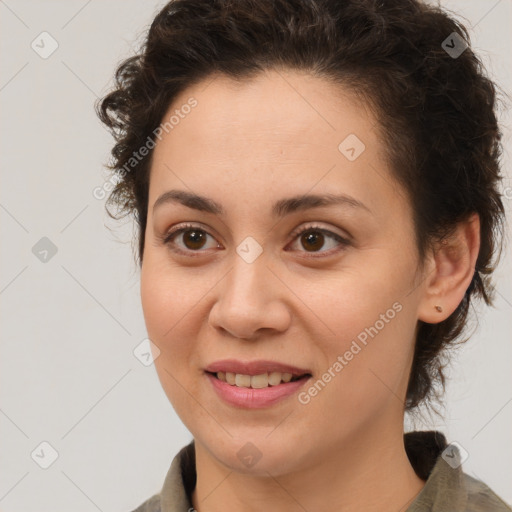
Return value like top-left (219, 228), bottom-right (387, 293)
top-left (140, 69), bottom-right (426, 476)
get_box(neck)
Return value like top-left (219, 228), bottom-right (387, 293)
top-left (191, 419), bottom-right (426, 512)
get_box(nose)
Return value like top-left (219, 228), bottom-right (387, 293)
top-left (208, 252), bottom-right (292, 341)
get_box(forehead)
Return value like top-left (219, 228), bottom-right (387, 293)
top-left (148, 69), bottom-right (405, 219)
top-left (157, 69), bottom-right (376, 158)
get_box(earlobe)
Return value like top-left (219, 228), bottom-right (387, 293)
top-left (418, 213), bottom-right (480, 324)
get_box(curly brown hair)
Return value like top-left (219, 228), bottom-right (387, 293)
top-left (96, 0), bottom-right (506, 413)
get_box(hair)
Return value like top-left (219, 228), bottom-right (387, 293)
top-left (96, 0), bottom-right (506, 414)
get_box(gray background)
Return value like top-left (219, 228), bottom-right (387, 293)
top-left (0, 1), bottom-right (511, 511)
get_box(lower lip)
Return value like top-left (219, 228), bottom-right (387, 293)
top-left (206, 372), bottom-right (311, 409)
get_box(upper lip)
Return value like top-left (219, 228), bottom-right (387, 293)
top-left (205, 359), bottom-right (311, 377)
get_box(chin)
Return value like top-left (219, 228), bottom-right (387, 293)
top-left (196, 427), bottom-right (311, 476)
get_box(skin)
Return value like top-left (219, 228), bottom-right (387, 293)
top-left (140, 69), bottom-right (480, 512)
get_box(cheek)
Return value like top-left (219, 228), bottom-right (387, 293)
top-left (304, 260), bottom-right (410, 342)
top-left (139, 260), bottom-right (201, 377)
top-left (295, 305), bottom-right (416, 450)
top-left (300, 260), bottom-right (418, 405)
top-left (140, 255), bottom-right (200, 338)
top-left (140, 262), bottom-right (205, 423)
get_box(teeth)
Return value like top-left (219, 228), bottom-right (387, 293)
top-left (215, 371), bottom-right (297, 388)
top-left (268, 371), bottom-right (282, 386)
top-left (235, 374), bottom-right (251, 387)
top-left (251, 374), bottom-right (269, 389)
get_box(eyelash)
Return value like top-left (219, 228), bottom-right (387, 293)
top-left (161, 222), bottom-right (351, 258)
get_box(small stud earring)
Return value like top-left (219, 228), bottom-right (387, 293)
top-left (435, 305), bottom-right (443, 312)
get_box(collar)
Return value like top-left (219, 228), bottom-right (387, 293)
top-left (153, 430), bottom-right (509, 512)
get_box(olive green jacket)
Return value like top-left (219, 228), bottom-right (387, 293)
top-left (131, 431), bottom-right (511, 512)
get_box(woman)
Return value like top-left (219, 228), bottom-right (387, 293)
top-left (97, 0), bottom-right (510, 510)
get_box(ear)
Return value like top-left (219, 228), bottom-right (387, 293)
top-left (418, 213), bottom-right (480, 324)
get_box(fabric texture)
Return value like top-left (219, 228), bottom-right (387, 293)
top-left (131, 430), bottom-right (511, 512)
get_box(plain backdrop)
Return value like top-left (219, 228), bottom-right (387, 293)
top-left (1, 1), bottom-right (511, 511)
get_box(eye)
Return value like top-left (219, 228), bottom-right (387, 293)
top-left (162, 223), bottom-right (220, 256)
top-left (286, 223), bottom-right (350, 257)
top-left (160, 222), bottom-right (350, 258)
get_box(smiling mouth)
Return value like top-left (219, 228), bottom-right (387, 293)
top-left (207, 371), bottom-right (311, 389)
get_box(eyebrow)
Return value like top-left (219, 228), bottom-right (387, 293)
top-left (152, 189), bottom-right (372, 217)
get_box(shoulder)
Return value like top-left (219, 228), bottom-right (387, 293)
top-left (129, 493), bottom-right (162, 512)
top-left (463, 473), bottom-right (512, 511)
top-left (127, 440), bottom-right (196, 512)
top-left (405, 431), bottom-right (511, 512)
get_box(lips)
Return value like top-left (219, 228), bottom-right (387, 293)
top-left (205, 360), bottom-right (312, 408)
top-left (205, 359), bottom-right (311, 377)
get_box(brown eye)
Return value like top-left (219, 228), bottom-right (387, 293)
top-left (162, 223), bottom-right (220, 255)
top-left (300, 231), bottom-right (325, 252)
top-left (181, 229), bottom-right (207, 250)
top-left (287, 224), bottom-right (351, 257)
